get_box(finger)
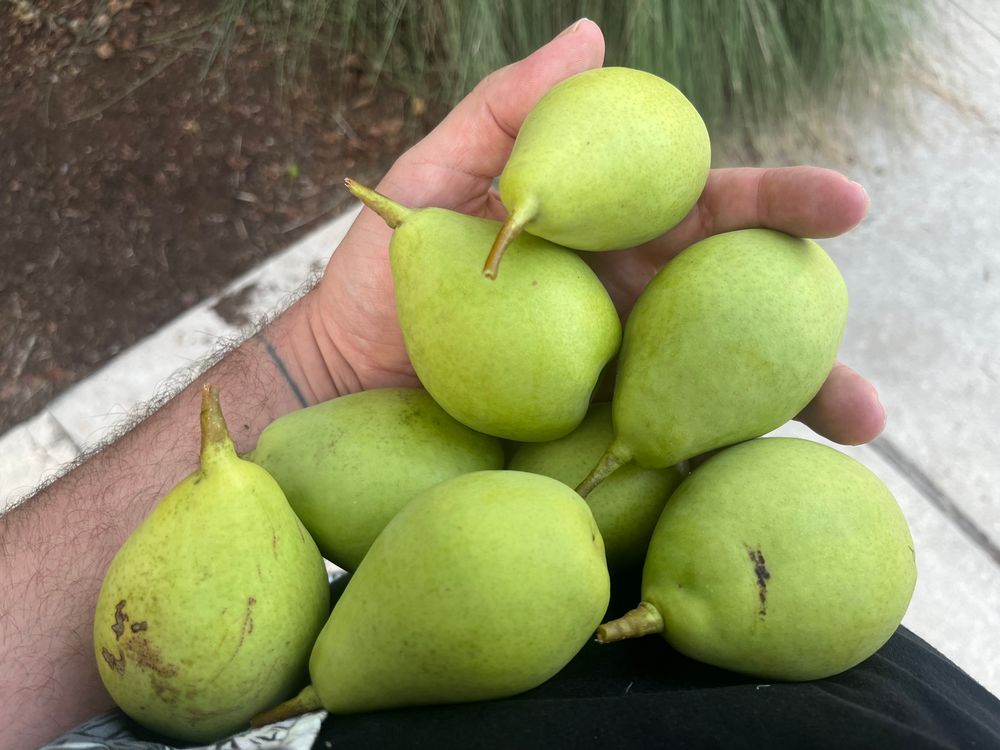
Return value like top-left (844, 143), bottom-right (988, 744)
top-left (654, 166), bottom-right (870, 258)
top-left (415, 18), bottom-right (604, 175)
top-left (796, 361), bottom-right (886, 445)
top-left (381, 19), bottom-right (605, 206)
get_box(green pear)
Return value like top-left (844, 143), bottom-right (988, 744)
top-left (345, 180), bottom-right (621, 442)
top-left (597, 438), bottom-right (917, 681)
top-left (508, 402), bottom-right (684, 572)
top-left (483, 67), bottom-right (710, 278)
top-left (93, 385), bottom-right (330, 742)
top-left (577, 229), bottom-right (847, 496)
top-left (248, 387), bottom-right (504, 571)
top-left (253, 470), bottom-right (610, 722)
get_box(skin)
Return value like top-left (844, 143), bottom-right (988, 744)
top-left (0, 19), bottom-right (884, 747)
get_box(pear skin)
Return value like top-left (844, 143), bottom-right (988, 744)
top-left (93, 386), bottom-right (330, 742)
top-left (249, 387), bottom-right (504, 571)
top-left (508, 402), bottom-right (684, 572)
top-left (346, 180), bottom-right (621, 442)
top-left (484, 67), bottom-right (710, 278)
top-left (597, 438), bottom-right (917, 681)
top-left (314, 470), bottom-right (610, 712)
top-left (256, 470), bottom-right (610, 721)
top-left (578, 228), bottom-right (847, 495)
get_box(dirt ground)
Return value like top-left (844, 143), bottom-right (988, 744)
top-left (1, 0), bottom-right (443, 433)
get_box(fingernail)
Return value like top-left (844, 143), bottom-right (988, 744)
top-left (868, 381), bottom-right (887, 435)
top-left (557, 17), bottom-right (588, 38)
top-left (847, 179), bottom-right (870, 218)
top-left (875, 393), bottom-right (888, 433)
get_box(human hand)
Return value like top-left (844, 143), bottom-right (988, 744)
top-left (309, 19), bottom-right (884, 446)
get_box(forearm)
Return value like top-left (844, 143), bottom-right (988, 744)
top-left (0, 290), bottom-right (346, 748)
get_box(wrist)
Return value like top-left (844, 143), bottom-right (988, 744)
top-left (262, 290), bottom-right (362, 405)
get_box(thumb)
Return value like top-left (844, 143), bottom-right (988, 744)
top-left (389, 19), bottom-right (605, 199)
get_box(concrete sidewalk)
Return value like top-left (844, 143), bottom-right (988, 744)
top-left (2, 0), bottom-right (998, 697)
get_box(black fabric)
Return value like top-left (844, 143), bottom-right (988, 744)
top-left (316, 583), bottom-right (1000, 749)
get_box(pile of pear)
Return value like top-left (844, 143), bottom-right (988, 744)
top-left (93, 67), bottom-right (916, 743)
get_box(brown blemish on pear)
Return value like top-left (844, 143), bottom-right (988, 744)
top-left (111, 600), bottom-right (128, 640)
top-left (747, 546), bottom-right (770, 619)
top-left (102, 647), bottom-right (126, 675)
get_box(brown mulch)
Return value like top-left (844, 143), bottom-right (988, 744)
top-left (0, 0), bottom-right (444, 434)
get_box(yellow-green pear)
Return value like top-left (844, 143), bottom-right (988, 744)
top-left (597, 438), bottom-right (917, 681)
top-left (248, 387), bottom-right (504, 571)
top-left (578, 229), bottom-right (847, 496)
top-left (345, 180), bottom-right (621, 442)
top-left (93, 385), bottom-right (330, 742)
top-left (508, 402), bottom-right (684, 572)
top-left (483, 67), bottom-right (710, 278)
top-left (253, 470), bottom-right (610, 723)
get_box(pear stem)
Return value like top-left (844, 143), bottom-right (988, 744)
top-left (344, 178), bottom-right (412, 228)
top-left (199, 384), bottom-right (235, 466)
top-left (482, 202), bottom-right (535, 280)
top-left (249, 683), bottom-right (323, 728)
top-left (575, 442), bottom-right (631, 499)
top-left (595, 602), bottom-right (664, 644)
